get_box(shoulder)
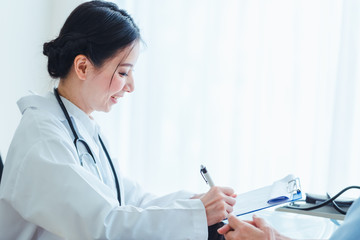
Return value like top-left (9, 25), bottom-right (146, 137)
top-left (7, 92), bottom-right (77, 166)
top-left (16, 92), bottom-right (69, 139)
top-left (3, 94), bottom-right (79, 196)
top-left (330, 197), bottom-right (360, 240)
top-left (17, 100), bottom-right (69, 142)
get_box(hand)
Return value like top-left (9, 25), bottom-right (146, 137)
top-left (217, 214), bottom-right (292, 240)
top-left (198, 186), bottom-right (237, 226)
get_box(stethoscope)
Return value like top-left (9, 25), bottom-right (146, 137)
top-left (54, 88), bottom-right (121, 206)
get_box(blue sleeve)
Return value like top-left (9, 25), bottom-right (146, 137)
top-left (330, 197), bottom-right (360, 240)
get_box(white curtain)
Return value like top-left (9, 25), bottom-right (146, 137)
top-left (1, 0), bottom-right (359, 198)
top-left (94, 0), bottom-right (360, 197)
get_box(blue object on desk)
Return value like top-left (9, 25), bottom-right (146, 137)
top-left (268, 196), bottom-right (290, 204)
top-left (233, 175), bottom-right (302, 217)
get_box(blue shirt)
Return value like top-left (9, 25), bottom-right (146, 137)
top-left (330, 197), bottom-right (360, 239)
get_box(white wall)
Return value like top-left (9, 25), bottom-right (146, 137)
top-left (0, 0), bottom-right (85, 159)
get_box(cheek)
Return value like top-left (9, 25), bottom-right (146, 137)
top-left (111, 76), bottom-right (126, 91)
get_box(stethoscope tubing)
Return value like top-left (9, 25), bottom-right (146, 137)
top-left (54, 88), bottom-right (121, 206)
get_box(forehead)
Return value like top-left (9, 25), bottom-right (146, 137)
top-left (107, 42), bottom-right (140, 67)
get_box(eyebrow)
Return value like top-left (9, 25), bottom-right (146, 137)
top-left (118, 63), bottom-right (133, 67)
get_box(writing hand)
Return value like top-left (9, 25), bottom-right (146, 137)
top-left (200, 186), bottom-right (236, 226)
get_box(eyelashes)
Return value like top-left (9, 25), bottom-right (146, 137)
top-left (118, 72), bottom-right (128, 77)
top-left (118, 67), bottom-right (134, 78)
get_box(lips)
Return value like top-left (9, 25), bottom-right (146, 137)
top-left (110, 94), bottom-right (123, 104)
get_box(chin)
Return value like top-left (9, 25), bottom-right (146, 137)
top-left (105, 105), bottom-right (113, 113)
top-left (97, 106), bottom-right (112, 113)
top-left (102, 108), bottom-right (112, 113)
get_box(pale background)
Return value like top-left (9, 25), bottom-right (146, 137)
top-left (1, 0), bottom-right (360, 201)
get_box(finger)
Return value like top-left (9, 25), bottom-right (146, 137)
top-left (225, 204), bottom-right (234, 214)
top-left (243, 220), bottom-right (256, 226)
top-left (252, 215), bottom-right (269, 228)
top-left (217, 224), bottom-right (232, 235)
top-left (252, 215), bottom-right (280, 238)
top-left (219, 186), bottom-right (235, 196)
top-left (226, 216), bottom-right (265, 240)
top-left (224, 231), bottom-right (237, 240)
top-left (224, 230), bottom-right (239, 240)
top-left (227, 214), bottom-right (242, 229)
top-left (228, 214), bottom-right (260, 232)
top-left (225, 195), bottom-right (237, 206)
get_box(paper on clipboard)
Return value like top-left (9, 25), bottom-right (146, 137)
top-left (232, 174), bottom-right (302, 216)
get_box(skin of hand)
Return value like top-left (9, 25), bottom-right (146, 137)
top-left (193, 187), bottom-right (237, 226)
top-left (217, 214), bottom-right (292, 240)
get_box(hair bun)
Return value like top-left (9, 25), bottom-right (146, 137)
top-left (43, 39), bottom-right (64, 78)
top-left (43, 40), bottom-right (55, 57)
top-left (43, 35), bottom-right (87, 79)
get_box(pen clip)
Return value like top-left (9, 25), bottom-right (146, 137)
top-left (200, 166), bottom-right (208, 184)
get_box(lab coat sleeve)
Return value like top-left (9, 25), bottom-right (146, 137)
top-left (104, 142), bottom-right (198, 209)
top-left (5, 139), bottom-right (208, 240)
top-left (121, 174), bottom-right (197, 208)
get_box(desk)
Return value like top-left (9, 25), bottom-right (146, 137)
top-left (276, 203), bottom-right (348, 221)
top-left (236, 209), bottom-right (340, 239)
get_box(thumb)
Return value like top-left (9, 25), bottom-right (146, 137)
top-left (252, 215), bottom-right (277, 239)
top-left (217, 224), bottom-right (231, 235)
top-left (227, 214), bottom-right (242, 229)
top-left (252, 215), bottom-right (269, 228)
top-left (217, 214), bottom-right (239, 235)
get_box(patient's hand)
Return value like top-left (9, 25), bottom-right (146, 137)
top-left (218, 214), bottom-right (292, 240)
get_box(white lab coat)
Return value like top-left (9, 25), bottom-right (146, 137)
top-left (0, 92), bottom-right (208, 240)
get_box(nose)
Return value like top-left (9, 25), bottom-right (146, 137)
top-left (123, 75), bottom-right (134, 93)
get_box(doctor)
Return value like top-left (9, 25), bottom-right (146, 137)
top-left (0, 1), bottom-right (236, 239)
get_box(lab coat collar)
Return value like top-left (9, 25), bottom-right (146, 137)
top-left (17, 92), bottom-right (64, 120)
top-left (56, 93), bottom-right (98, 137)
top-left (17, 91), bottom-right (99, 137)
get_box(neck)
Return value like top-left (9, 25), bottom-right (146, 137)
top-left (57, 79), bottom-right (92, 116)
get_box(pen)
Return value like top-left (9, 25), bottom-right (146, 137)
top-left (200, 165), bottom-right (215, 187)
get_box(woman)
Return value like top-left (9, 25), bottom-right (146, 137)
top-left (0, 1), bottom-right (236, 239)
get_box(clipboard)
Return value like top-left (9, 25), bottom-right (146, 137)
top-left (232, 174), bottom-right (302, 216)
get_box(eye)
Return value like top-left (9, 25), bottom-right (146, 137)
top-left (118, 72), bottom-right (128, 77)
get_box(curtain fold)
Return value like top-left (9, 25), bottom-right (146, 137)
top-left (94, 0), bottom-right (360, 197)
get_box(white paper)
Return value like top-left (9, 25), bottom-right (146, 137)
top-left (232, 174), bottom-right (299, 216)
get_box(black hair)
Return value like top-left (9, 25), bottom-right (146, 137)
top-left (43, 0), bottom-right (140, 79)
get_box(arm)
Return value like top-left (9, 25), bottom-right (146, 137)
top-left (100, 128), bottom-right (238, 228)
top-left (218, 214), bottom-right (292, 240)
top-left (5, 138), bottom-right (208, 240)
top-left (330, 197), bottom-right (360, 240)
top-left (122, 175), bottom-right (237, 226)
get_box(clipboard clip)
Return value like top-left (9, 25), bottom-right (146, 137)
top-left (287, 177), bottom-right (301, 199)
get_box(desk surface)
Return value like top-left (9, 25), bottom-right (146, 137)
top-left (237, 209), bottom-right (340, 239)
top-left (276, 203), bottom-right (348, 221)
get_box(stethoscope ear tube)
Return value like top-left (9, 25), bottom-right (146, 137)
top-left (54, 88), bottom-right (79, 140)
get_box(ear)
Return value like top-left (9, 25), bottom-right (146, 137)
top-left (73, 55), bottom-right (90, 80)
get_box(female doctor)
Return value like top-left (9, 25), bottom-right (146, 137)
top-left (0, 1), bottom-right (236, 239)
